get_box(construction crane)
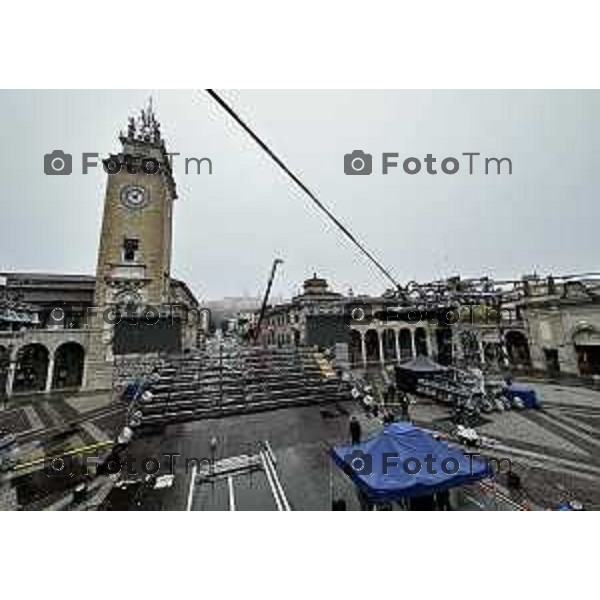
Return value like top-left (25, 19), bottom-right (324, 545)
top-left (205, 90), bottom-right (402, 293)
top-left (252, 259), bottom-right (283, 344)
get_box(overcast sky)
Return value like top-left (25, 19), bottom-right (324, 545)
top-left (0, 90), bottom-right (598, 302)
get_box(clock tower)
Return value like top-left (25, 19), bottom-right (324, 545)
top-left (90, 100), bottom-right (178, 366)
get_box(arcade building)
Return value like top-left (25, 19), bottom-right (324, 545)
top-left (260, 273), bottom-right (600, 380)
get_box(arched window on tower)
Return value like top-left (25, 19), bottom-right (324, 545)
top-left (123, 238), bottom-right (139, 262)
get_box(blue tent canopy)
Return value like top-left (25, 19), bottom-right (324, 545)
top-left (331, 422), bottom-right (490, 501)
top-left (506, 383), bottom-right (540, 409)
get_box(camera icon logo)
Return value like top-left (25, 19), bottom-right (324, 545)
top-left (44, 150), bottom-right (72, 175)
top-left (344, 301), bottom-right (374, 329)
top-left (44, 455), bottom-right (74, 478)
top-left (43, 453), bottom-right (99, 478)
top-left (344, 449), bottom-right (373, 476)
top-left (344, 150), bottom-right (372, 175)
top-left (49, 306), bottom-right (65, 325)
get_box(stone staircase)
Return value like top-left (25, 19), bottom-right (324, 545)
top-left (131, 345), bottom-right (350, 428)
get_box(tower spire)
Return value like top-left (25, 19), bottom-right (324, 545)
top-left (124, 96), bottom-right (162, 144)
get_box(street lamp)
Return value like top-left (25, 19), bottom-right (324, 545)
top-left (209, 436), bottom-right (218, 494)
top-left (218, 343), bottom-right (223, 406)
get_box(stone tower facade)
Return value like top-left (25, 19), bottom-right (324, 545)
top-left (86, 101), bottom-right (178, 387)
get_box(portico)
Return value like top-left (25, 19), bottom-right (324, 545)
top-left (349, 324), bottom-right (432, 368)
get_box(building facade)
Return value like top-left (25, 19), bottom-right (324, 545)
top-left (258, 273), bottom-right (600, 380)
top-left (517, 276), bottom-right (600, 377)
top-left (258, 275), bottom-right (438, 368)
top-left (259, 274), bottom-right (342, 347)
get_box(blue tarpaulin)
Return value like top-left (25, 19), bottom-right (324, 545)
top-left (331, 422), bottom-right (489, 501)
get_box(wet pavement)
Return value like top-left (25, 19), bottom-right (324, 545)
top-left (4, 381), bottom-right (600, 510)
top-left (410, 382), bottom-right (600, 509)
top-left (101, 381), bottom-right (600, 511)
top-left (101, 400), bottom-right (361, 510)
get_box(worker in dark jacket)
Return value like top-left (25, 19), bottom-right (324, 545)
top-left (349, 416), bottom-right (362, 445)
top-left (399, 391), bottom-right (410, 421)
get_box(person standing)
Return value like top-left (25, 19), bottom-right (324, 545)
top-left (349, 415), bottom-right (362, 445)
top-left (399, 391), bottom-right (410, 421)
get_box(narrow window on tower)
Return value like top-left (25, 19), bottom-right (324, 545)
top-left (123, 238), bottom-right (139, 262)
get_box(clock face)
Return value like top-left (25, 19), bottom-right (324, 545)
top-left (120, 185), bottom-right (149, 209)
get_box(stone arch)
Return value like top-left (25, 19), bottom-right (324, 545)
top-left (52, 341), bottom-right (85, 390)
top-left (364, 329), bottom-right (380, 364)
top-left (435, 327), bottom-right (453, 365)
top-left (382, 329), bottom-right (397, 363)
top-left (460, 330), bottom-right (481, 365)
top-left (572, 323), bottom-right (600, 376)
top-left (505, 330), bottom-right (531, 367)
top-left (483, 342), bottom-right (502, 366)
top-left (349, 330), bottom-right (362, 367)
top-left (414, 327), bottom-right (428, 357)
top-left (571, 322), bottom-right (600, 344)
top-left (399, 329), bottom-right (413, 361)
top-left (13, 343), bottom-right (49, 393)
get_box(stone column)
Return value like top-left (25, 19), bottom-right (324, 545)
top-left (499, 332), bottom-right (509, 368)
top-left (45, 355), bottom-right (55, 394)
top-left (557, 344), bottom-right (578, 376)
top-left (394, 331), bottom-right (401, 364)
top-left (378, 331), bottom-right (384, 366)
top-left (360, 331), bottom-right (367, 368)
top-left (478, 337), bottom-right (485, 365)
top-left (410, 329), bottom-right (416, 358)
top-left (80, 356), bottom-right (88, 390)
top-left (5, 361), bottom-right (16, 399)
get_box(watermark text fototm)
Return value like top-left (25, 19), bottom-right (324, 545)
top-left (344, 301), bottom-right (515, 329)
top-left (344, 150), bottom-right (512, 176)
top-left (44, 452), bottom-right (214, 478)
top-left (48, 304), bottom-right (212, 328)
top-left (344, 449), bottom-right (512, 477)
top-left (44, 150), bottom-right (212, 176)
